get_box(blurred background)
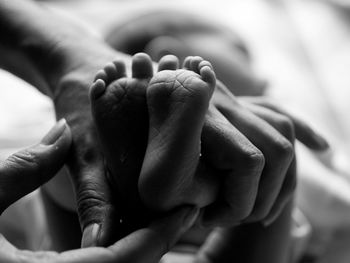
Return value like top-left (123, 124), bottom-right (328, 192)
top-left (1, 0), bottom-right (350, 262)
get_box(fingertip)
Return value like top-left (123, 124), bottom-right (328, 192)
top-left (311, 133), bottom-right (330, 151)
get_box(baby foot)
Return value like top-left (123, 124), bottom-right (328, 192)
top-left (90, 53), bottom-right (153, 232)
top-left (139, 55), bottom-right (218, 211)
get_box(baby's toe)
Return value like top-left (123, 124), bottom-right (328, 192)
top-left (157, 55), bottom-right (179, 71)
top-left (132, 53), bottom-right (154, 78)
top-left (113, 60), bottom-right (127, 79)
top-left (199, 60), bottom-right (216, 89)
top-left (94, 69), bottom-right (108, 82)
top-left (90, 79), bottom-right (106, 100)
top-left (189, 56), bottom-right (204, 74)
top-left (183, 56), bottom-right (194, 70)
top-left (103, 62), bottom-right (119, 84)
top-left (183, 56), bottom-right (205, 74)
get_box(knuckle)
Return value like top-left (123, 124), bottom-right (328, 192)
top-left (277, 116), bottom-right (295, 142)
top-left (76, 184), bottom-right (109, 224)
top-left (240, 149), bottom-right (265, 173)
top-left (272, 139), bottom-right (294, 163)
top-left (280, 140), bottom-right (295, 161)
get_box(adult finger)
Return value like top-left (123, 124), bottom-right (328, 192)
top-left (61, 111), bottom-right (121, 247)
top-left (263, 159), bottom-right (296, 225)
top-left (240, 104), bottom-right (297, 225)
top-left (212, 91), bottom-right (294, 222)
top-left (0, 119), bottom-right (71, 214)
top-left (66, 139), bottom-right (120, 248)
top-left (199, 105), bottom-right (265, 226)
top-left (4, 206), bottom-right (199, 263)
top-left (239, 97), bottom-right (329, 151)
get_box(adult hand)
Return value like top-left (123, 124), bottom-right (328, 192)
top-left (208, 93), bottom-right (328, 225)
top-left (189, 94), bottom-right (330, 263)
top-left (0, 120), bottom-right (199, 263)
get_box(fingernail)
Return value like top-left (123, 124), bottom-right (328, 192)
top-left (81, 223), bottom-right (100, 247)
top-left (41, 119), bottom-right (67, 145)
top-left (182, 206), bottom-right (200, 229)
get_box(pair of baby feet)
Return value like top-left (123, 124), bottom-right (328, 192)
top-left (90, 53), bottom-right (216, 230)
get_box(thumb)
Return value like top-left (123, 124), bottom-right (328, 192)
top-left (0, 119), bottom-right (71, 214)
top-left (65, 135), bottom-right (121, 248)
top-left (75, 162), bottom-right (121, 248)
top-left (108, 206), bottom-right (200, 263)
